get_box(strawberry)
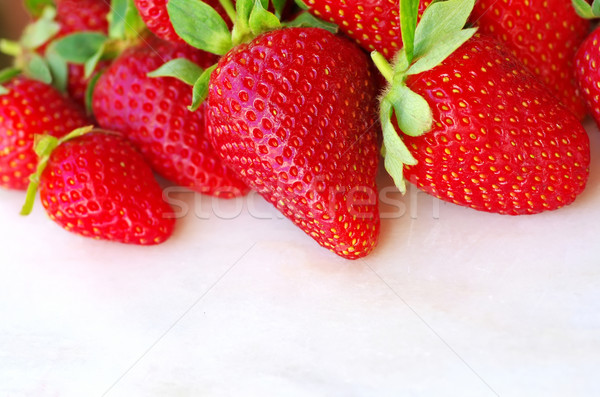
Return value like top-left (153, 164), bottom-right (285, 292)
top-left (133, 0), bottom-right (234, 43)
top-left (206, 28), bottom-right (380, 258)
top-left (373, 0), bottom-right (590, 215)
top-left (21, 127), bottom-right (175, 245)
top-left (572, 0), bottom-right (600, 129)
top-left (0, 73), bottom-right (89, 190)
top-left (470, 0), bottom-right (589, 119)
top-left (92, 37), bottom-right (249, 198)
top-left (303, 0), bottom-right (432, 60)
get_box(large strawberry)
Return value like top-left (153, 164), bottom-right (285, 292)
top-left (166, 0), bottom-right (381, 258)
top-left (303, 0), bottom-right (432, 60)
top-left (470, 0), bottom-right (589, 119)
top-left (21, 127), bottom-right (175, 245)
top-left (92, 37), bottom-right (249, 198)
top-left (373, 0), bottom-right (590, 215)
top-left (0, 72), bottom-right (89, 190)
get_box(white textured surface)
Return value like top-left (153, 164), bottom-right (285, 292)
top-left (1, 124), bottom-right (600, 397)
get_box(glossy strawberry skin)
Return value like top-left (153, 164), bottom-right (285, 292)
top-left (399, 34), bottom-right (590, 215)
top-left (207, 28), bottom-right (380, 259)
top-left (0, 77), bottom-right (89, 190)
top-left (304, 0), bottom-right (431, 60)
top-left (470, 0), bottom-right (589, 119)
top-left (575, 27), bottom-right (600, 128)
top-left (133, 0), bottom-right (233, 43)
top-left (39, 131), bottom-right (175, 245)
top-left (92, 38), bottom-right (249, 198)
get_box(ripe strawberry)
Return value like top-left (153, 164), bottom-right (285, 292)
top-left (92, 37), bottom-right (249, 198)
top-left (304, 0), bottom-right (431, 60)
top-left (53, 0), bottom-right (111, 105)
top-left (374, 0), bottom-right (590, 216)
top-left (0, 75), bottom-right (89, 190)
top-left (133, 0), bottom-right (234, 43)
top-left (399, 34), bottom-right (590, 214)
top-left (21, 128), bottom-right (175, 245)
top-left (470, 0), bottom-right (589, 119)
top-left (206, 28), bottom-right (380, 259)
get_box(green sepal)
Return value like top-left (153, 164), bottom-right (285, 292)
top-left (249, 0), bottom-right (281, 36)
top-left (232, 0), bottom-right (255, 45)
top-left (379, 99), bottom-right (418, 194)
top-left (0, 39), bottom-right (22, 57)
top-left (218, 0), bottom-right (237, 22)
top-left (25, 53), bottom-right (53, 84)
top-left (20, 6), bottom-right (60, 50)
top-left (85, 71), bottom-right (104, 115)
top-left (572, 0), bottom-right (599, 18)
top-left (294, 0), bottom-right (308, 10)
top-left (108, 0), bottom-right (146, 40)
top-left (24, 0), bottom-right (56, 17)
top-left (283, 12), bottom-right (339, 33)
top-left (84, 43), bottom-right (107, 79)
top-left (44, 44), bottom-right (68, 92)
top-left (271, 0), bottom-right (287, 18)
top-left (189, 64), bottom-right (218, 111)
top-left (52, 32), bottom-right (109, 64)
top-left (21, 125), bottom-right (95, 216)
top-left (168, 0), bottom-right (233, 55)
top-left (147, 58), bottom-right (204, 86)
top-left (400, 0), bottom-right (420, 64)
top-left (0, 67), bottom-right (21, 95)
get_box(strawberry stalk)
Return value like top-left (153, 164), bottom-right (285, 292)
top-left (21, 125), bottom-right (95, 216)
top-left (372, 0), bottom-right (477, 193)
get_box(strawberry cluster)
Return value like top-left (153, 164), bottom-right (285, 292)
top-left (0, 0), bottom-right (596, 260)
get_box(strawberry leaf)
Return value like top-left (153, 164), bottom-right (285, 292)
top-left (45, 44), bottom-right (68, 92)
top-left (294, 0), bottom-right (308, 10)
top-left (85, 71), bottom-right (104, 115)
top-left (52, 32), bottom-right (109, 64)
top-left (24, 0), bottom-right (55, 18)
top-left (249, 0), bottom-right (281, 36)
top-left (0, 39), bottom-right (22, 57)
top-left (0, 67), bottom-right (21, 85)
top-left (271, 0), bottom-right (287, 18)
top-left (84, 43), bottom-right (106, 79)
top-left (283, 12), bottom-right (339, 33)
top-left (25, 53), bottom-right (52, 84)
top-left (168, 0), bottom-right (233, 55)
top-left (20, 6), bottom-right (60, 50)
top-left (572, 0), bottom-right (596, 18)
top-left (400, 0), bottom-right (420, 64)
top-left (189, 64), bottom-right (218, 111)
top-left (108, 0), bottom-right (130, 39)
top-left (147, 58), bottom-right (204, 86)
top-left (388, 83), bottom-right (433, 137)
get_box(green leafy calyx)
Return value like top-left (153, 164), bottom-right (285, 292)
top-left (373, 0), bottom-right (476, 194)
top-left (21, 125), bottom-right (95, 216)
top-left (572, 0), bottom-right (600, 18)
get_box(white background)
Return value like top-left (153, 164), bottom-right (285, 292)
top-left (1, 122), bottom-right (599, 396)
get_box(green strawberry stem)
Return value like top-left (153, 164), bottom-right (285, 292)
top-left (219, 0), bottom-right (237, 22)
top-left (0, 40), bottom-right (21, 57)
top-left (371, 51), bottom-right (394, 84)
top-left (21, 125), bottom-right (95, 216)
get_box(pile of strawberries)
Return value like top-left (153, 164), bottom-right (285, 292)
top-left (0, 0), bottom-right (598, 260)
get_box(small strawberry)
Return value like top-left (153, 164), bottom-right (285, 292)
top-left (92, 37), bottom-right (249, 198)
top-left (303, 0), bottom-right (432, 60)
top-left (167, 0), bottom-right (381, 258)
top-left (373, 0), bottom-right (590, 215)
top-left (470, 0), bottom-right (589, 119)
top-left (20, 127), bottom-right (175, 245)
top-left (572, 0), bottom-right (600, 128)
top-left (133, 0), bottom-right (235, 43)
top-left (0, 72), bottom-right (89, 190)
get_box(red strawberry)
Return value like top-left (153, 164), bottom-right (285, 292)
top-left (207, 28), bottom-right (380, 259)
top-left (133, 0), bottom-right (234, 43)
top-left (304, 0), bottom-right (431, 60)
top-left (470, 0), bottom-right (589, 119)
top-left (21, 128), bottom-right (175, 245)
top-left (92, 37), bottom-right (249, 198)
top-left (0, 76), bottom-right (89, 190)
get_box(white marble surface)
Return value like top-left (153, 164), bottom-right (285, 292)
top-left (1, 123), bottom-right (600, 397)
